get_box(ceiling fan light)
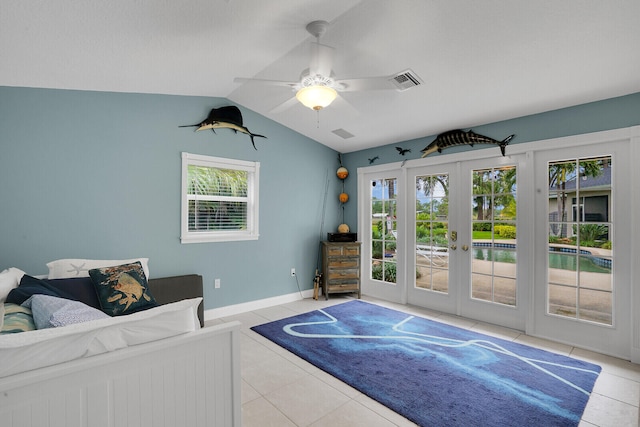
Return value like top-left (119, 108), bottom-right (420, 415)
top-left (296, 85), bottom-right (337, 110)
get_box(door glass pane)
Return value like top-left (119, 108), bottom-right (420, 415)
top-left (471, 166), bottom-right (517, 306)
top-left (415, 174), bottom-right (449, 292)
top-left (547, 156), bottom-right (612, 325)
top-left (370, 178), bottom-right (397, 283)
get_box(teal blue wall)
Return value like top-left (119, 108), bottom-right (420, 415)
top-left (2, 87), bottom-right (638, 310)
top-left (341, 92), bottom-right (640, 230)
top-left (0, 87), bottom-right (342, 309)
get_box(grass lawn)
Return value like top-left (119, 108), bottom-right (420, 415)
top-left (472, 231), bottom-right (493, 240)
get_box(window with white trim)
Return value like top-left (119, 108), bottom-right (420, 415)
top-left (181, 152), bottom-right (259, 243)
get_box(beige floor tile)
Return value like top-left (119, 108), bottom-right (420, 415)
top-left (264, 375), bottom-right (351, 426)
top-left (253, 304), bottom-right (300, 322)
top-left (363, 298), bottom-right (442, 321)
top-left (469, 322), bottom-right (522, 340)
top-left (241, 379), bottom-right (261, 404)
top-left (312, 368), bottom-right (362, 399)
top-left (242, 397), bottom-right (296, 427)
top-left (433, 313), bottom-right (477, 329)
top-left (222, 310), bottom-right (270, 329)
top-left (309, 400), bottom-right (397, 427)
top-left (204, 317), bottom-right (225, 327)
top-left (592, 371), bottom-right (640, 406)
top-left (572, 347), bottom-right (640, 382)
top-left (241, 333), bottom-right (281, 367)
top-left (242, 353), bottom-right (309, 396)
top-left (354, 393), bottom-right (419, 427)
top-left (581, 393), bottom-right (639, 427)
top-left (276, 349), bottom-right (326, 374)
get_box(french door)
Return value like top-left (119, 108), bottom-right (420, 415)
top-left (359, 127), bottom-right (637, 360)
top-left (532, 141), bottom-right (631, 358)
top-left (359, 170), bottom-right (405, 303)
top-left (408, 155), bottom-right (528, 330)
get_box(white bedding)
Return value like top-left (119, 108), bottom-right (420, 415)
top-left (0, 297), bottom-right (201, 378)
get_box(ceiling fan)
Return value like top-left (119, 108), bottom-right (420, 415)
top-left (234, 20), bottom-right (416, 112)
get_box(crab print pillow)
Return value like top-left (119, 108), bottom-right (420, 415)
top-left (89, 262), bottom-right (157, 316)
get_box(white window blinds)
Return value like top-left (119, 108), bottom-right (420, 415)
top-left (181, 153), bottom-right (259, 243)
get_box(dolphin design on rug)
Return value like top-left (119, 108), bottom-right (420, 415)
top-left (180, 106), bottom-right (266, 150)
top-left (421, 129), bottom-right (514, 157)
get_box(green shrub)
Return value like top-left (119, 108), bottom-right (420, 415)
top-left (473, 223), bottom-right (492, 232)
top-left (372, 241), bottom-right (383, 259)
top-left (495, 225), bottom-right (516, 239)
top-left (576, 224), bottom-right (608, 242)
top-left (371, 262), bottom-right (396, 282)
top-left (548, 235), bottom-right (561, 244)
top-left (433, 228), bottom-right (447, 237)
top-left (371, 262), bottom-right (421, 281)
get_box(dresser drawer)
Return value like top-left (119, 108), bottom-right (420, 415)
top-left (327, 282), bottom-right (360, 293)
top-left (327, 268), bottom-right (360, 281)
top-left (326, 245), bottom-right (360, 257)
top-left (327, 257), bottom-right (359, 269)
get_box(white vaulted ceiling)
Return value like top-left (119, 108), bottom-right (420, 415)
top-left (2, 0), bottom-right (639, 152)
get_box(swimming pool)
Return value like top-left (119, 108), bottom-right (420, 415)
top-left (472, 245), bottom-right (611, 274)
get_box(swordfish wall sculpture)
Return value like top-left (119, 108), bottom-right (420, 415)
top-left (180, 106), bottom-right (266, 150)
top-left (421, 129), bottom-right (514, 157)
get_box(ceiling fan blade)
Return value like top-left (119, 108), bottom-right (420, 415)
top-left (335, 76), bottom-right (395, 92)
top-left (270, 96), bottom-right (300, 114)
top-left (332, 93), bottom-right (359, 116)
top-left (309, 42), bottom-right (334, 77)
top-left (234, 77), bottom-right (298, 89)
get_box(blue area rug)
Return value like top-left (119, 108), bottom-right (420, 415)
top-left (251, 300), bottom-right (601, 427)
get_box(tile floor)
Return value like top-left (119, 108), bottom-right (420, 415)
top-left (207, 296), bottom-right (640, 427)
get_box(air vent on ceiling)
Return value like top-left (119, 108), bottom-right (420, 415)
top-left (389, 69), bottom-right (423, 91)
top-left (332, 128), bottom-right (355, 139)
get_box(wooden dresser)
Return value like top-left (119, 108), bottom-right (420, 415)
top-left (321, 241), bottom-right (362, 300)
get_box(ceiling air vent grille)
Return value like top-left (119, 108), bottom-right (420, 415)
top-left (332, 128), bottom-right (355, 139)
top-left (389, 69), bottom-right (423, 91)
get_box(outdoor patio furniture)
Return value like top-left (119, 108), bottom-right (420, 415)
top-left (416, 244), bottom-right (449, 267)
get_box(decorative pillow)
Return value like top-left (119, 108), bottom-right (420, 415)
top-left (5, 275), bottom-right (78, 305)
top-left (47, 277), bottom-right (101, 309)
top-left (22, 295), bottom-right (109, 329)
top-left (0, 267), bottom-right (26, 303)
top-left (1, 303), bottom-right (36, 334)
top-left (46, 258), bottom-right (150, 279)
top-left (89, 262), bottom-right (157, 316)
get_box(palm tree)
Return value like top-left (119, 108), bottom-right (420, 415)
top-left (548, 159), bottom-right (605, 237)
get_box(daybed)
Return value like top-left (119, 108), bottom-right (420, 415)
top-left (0, 260), bottom-right (241, 427)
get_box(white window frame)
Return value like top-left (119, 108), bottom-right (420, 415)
top-left (181, 152), bottom-right (260, 243)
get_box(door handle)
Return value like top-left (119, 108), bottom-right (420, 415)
top-left (450, 231), bottom-right (457, 242)
top-left (462, 245), bottom-right (469, 251)
top-left (450, 244), bottom-right (457, 251)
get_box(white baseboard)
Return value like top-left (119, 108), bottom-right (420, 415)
top-left (204, 289), bottom-right (316, 320)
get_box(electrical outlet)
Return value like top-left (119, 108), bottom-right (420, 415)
top-left (290, 268), bottom-right (296, 277)
top-left (214, 278), bottom-right (221, 289)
